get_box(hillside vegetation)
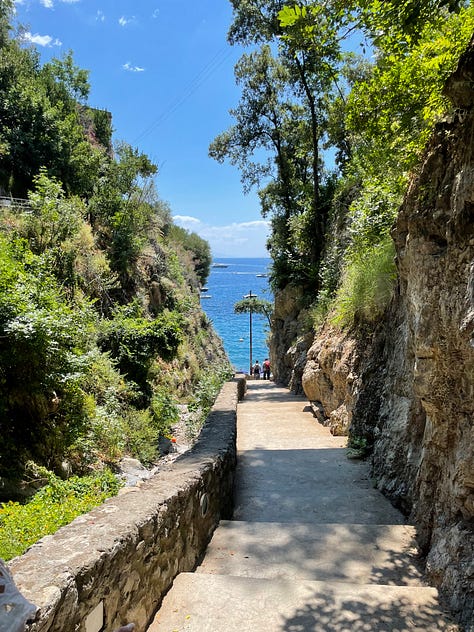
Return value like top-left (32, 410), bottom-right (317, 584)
top-left (0, 0), bottom-right (230, 504)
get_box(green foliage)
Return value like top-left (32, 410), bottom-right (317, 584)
top-left (346, 434), bottom-right (369, 460)
top-left (187, 367), bottom-right (233, 435)
top-left (168, 225), bottom-right (212, 286)
top-left (234, 296), bottom-right (273, 326)
top-left (151, 389), bottom-right (180, 433)
top-left (0, 235), bottom-right (97, 475)
top-left (0, 468), bottom-right (121, 560)
top-left (26, 168), bottom-right (83, 253)
top-left (92, 108), bottom-right (113, 149)
top-left (219, 0), bottom-right (473, 327)
top-left (331, 234), bottom-right (397, 327)
top-left (99, 307), bottom-right (183, 400)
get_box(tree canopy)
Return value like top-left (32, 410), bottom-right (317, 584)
top-left (211, 0), bottom-right (474, 321)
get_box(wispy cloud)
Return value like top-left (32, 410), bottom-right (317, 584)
top-left (173, 215), bottom-right (200, 225)
top-left (118, 15), bottom-right (135, 27)
top-left (172, 217), bottom-right (270, 257)
top-left (40, 0), bottom-right (79, 6)
top-left (122, 62), bottom-right (145, 73)
top-left (96, 10), bottom-right (105, 22)
top-left (23, 31), bottom-right (62, 47)
top-left (152, 9), bottom-right (160, 18)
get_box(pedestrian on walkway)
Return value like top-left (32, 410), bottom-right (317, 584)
top-left (262, 358), bottom-right (271, 380)
top-left (252, 360), bottom-right (261, 379)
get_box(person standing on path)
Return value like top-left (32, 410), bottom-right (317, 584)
top-left (252, 360), bottom-right (261, 379)
top-left (262, 358), bottom-right (271, 380)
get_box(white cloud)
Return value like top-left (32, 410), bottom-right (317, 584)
top-left (23, 31), bottom-right (62, 47)
top-left (96, 10), bottom-right (105, 22)
top-left (172, 215), bottom-right (201, 225)
top-left (172, 217), bottom-right (270, 258)
top-left (122, 62), bottom-right (145, 73)
top-left (119, 15), bottom-right (135, 27)
top-left (152, 9), bottom-right (160, 18)
top-left (39, 0), bottom-right (79, 6)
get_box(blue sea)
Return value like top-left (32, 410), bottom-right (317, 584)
top-left (201, 258), bottom-right (272, 373)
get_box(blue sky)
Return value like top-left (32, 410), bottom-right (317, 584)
top-left (13, 0), bottom-right (271, 257)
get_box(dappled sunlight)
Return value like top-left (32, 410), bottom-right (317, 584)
top-left (280, 587), bottom-right (457, 631)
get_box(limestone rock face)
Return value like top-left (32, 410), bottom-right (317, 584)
top-left (302, 329), bottom-right (358, 435)
top-left (352, 40), bottom-right (474, 624)
top-left (269, 284), bottom-right (306, 387)
top-left (378, 76), bottom-right (473, 624)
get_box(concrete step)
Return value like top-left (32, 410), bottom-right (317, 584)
top-left (196, 521), bottom-right (425, 586)
top-left (148, 572), bottom-right (458, 631)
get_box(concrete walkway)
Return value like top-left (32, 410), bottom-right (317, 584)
top-left (148, 381), bottom-right (458, 631)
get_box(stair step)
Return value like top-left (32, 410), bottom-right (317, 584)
top-left (148, 573), bottom-right (458, 631)
top-left (196, 521), bottom-right (425, 586)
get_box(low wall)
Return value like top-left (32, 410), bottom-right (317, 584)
top-left (7, 377), bottom-right (244, 632)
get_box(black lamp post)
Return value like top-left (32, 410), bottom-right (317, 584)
top-left (244, 291), bottom-right (257, 375)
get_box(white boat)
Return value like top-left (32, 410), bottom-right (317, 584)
top-left (256, 273), bottom-right (268, 278)
top-left (212, 263), bottom-right (228, 268)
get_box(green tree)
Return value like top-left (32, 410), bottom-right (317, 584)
top-left (234, 296), bottom-right (273, 327)
top-left (212, 1), bottom-right (351, 292)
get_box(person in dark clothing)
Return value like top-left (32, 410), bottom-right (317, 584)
top-left (262, 358), bottom-right (271, 380)
top-left (253, 360), bottom-right (261, 379)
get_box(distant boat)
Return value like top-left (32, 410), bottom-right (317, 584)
top-left (256, 273), bottom-right (268, 277)
top-left (212, 263), bottom-right (228, 268)
top-left (200, 294), bottom-right (212, 299)
top-left (201, 287), bottom-right (209, 292)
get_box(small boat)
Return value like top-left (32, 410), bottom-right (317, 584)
top-left (201, 287), bottom-right (209, 292)
top-left (212, 263), bottom-right (228, 268)
top-left (256, 273), bottom-right (268, 278)
top-left (238, 338), bottom-right (244, 342)
top-left (200, 294), bottom-right (212, 299)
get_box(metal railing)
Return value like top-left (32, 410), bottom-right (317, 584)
top-left (0, 196), bottom-right (32, 212)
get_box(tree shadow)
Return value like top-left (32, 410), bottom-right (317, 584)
top-left (279, 587), bottom-right (459, 631)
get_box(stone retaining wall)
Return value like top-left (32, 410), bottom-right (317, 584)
top-left (7, 377), bottom-right (244, 632)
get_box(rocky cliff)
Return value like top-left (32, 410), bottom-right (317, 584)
top-left (277, 40), bottom-right (474, 626)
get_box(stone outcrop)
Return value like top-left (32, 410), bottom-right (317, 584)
top-left (298, 38), bottom-right (474, 626)
top-left (269, 284), bottom-right (311, 391)
top-left (302, 328), bottom-right (358, 435)
top-left (6, 378), bottom-right (244, 632)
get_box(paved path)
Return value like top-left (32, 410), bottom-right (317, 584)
top-left (148, 381), bottom-right (458, 631)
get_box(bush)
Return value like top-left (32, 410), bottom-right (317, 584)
top-left (99, 307), bottom-right (183, 400)
top-left (186, 367), bottom-right (233, 437)
top-left (0, 468), bottom-right (121, 561)
top-left (331, 234), bottom-right (397, 327)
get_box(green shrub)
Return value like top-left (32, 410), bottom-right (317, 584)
top-left (150, 389), bottom-right (180, 435)
top-left (331, 234), bottom-right (397, 328)
top-left (187, 367), bottom-right (233, 436)
top-left (99, 307), bottom-right (183, 400)
top-left (0, 469), bottom-right (121, 561)
top-left (122, 409), bottom-right (159, 465)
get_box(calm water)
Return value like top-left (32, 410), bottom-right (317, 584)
top-left (201, 258), bottom-right (272, 373)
